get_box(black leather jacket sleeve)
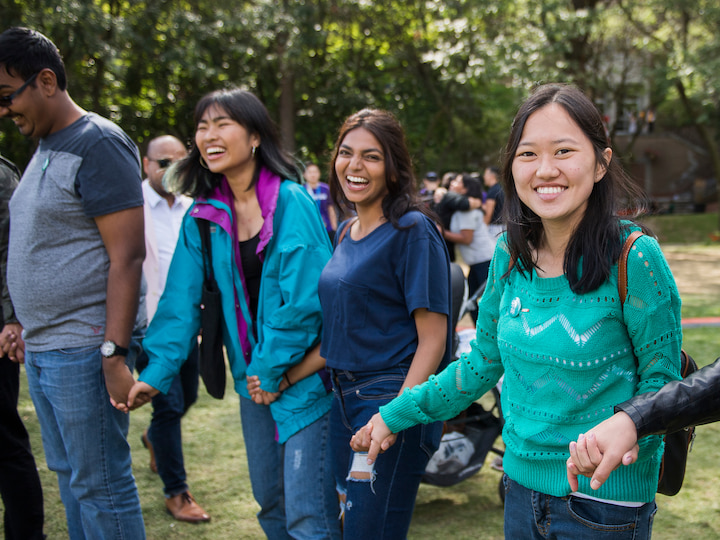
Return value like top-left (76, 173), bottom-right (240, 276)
top-left (616, 358), bottom-right (720, 438)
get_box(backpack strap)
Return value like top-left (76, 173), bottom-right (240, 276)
top-left (618, 230), bottom-right (644, 305)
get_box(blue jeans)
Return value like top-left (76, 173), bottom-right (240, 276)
top-left (330, 365), bottom-right (442, 539)
top-left (25, 344), bottom-right (145, 540)
top-left (502, 475), bottom-right (657, 539)
top-left (144, 341), bottom-right (199, 497)
top-left (240, 396), bottom-right (340, 540)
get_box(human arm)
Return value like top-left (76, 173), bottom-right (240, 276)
top-left (482, 199), bottom-right (496, 225)
top-left (443, 228), bottom-right (473, 245)
top-left (247, 343), bottom-right (326, 404)
top-left (568, 356), bottom-right (720, 490)
top-left (95, 207), bottom-right (145, 406)
top-left (353, 308), bottom-right (448, 461)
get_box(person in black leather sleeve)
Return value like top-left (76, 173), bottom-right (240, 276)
top-left (567, 356), bottom-right (720, 491)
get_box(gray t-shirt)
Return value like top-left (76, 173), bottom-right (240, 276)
top-left (7, 113), bottom-right (144, 351)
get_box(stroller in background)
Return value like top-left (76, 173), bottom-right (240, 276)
top-left (421, 263), bottom-right (505, 502)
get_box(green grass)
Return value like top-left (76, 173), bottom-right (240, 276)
top-left (12, 212), bottom-right (720, 538)
top-left (641, 212), bottom-right (719, 244)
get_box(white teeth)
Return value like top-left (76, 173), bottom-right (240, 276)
top-left (347, 175), bottom-right (368, 184)
top-left (206, 146), bottom-right (225, 155)
top-left (536, 186), bottom-right (565, 194)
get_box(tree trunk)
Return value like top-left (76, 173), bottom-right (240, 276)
top-left (674, 79), bottom-right (720, 228)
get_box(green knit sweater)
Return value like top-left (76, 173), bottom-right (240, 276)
top-left (380, 227), bottom-right (682, 502)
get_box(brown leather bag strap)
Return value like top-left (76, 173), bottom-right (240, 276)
top-left (618, 230), bottom-right (644, 305)
top-left (336, 216), bottom-right (359, 245)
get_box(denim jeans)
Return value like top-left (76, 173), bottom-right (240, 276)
top-left (144, 342), bottom-right (199, 497)
top-left (239, 395), bottom-right (340, 540)
top-left (25, 344), bottom-right (145, 540)
top-left (330, 365), bottom-right (442, 539)
top-left (0, 356), bottom-right (44, 540)
top-left (502, 475), bottom-right (657, 539)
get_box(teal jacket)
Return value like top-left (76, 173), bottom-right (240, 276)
top-left (140, 168), bottom-right (333, 443)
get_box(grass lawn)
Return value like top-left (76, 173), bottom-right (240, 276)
top-left (12, 212), bottom-right (720, 539)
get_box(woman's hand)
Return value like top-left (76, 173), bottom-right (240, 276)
top-left (351, 412), bottom-right (397, 464)
top-left (247, 375), bottom-right (281, 405)
top-left (566, 411), bottom-right (640, 491)
top-left (115, 381), bottom-right (160, 413)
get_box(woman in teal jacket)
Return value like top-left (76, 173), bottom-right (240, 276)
top-left (125, 89), bottom-right (340, 539)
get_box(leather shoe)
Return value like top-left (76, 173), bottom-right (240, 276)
top-left (141, 429), bottom-right (157, 474)
top-left (165, 491), bottom-right (211, 523)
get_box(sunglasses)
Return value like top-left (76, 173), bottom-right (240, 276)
top-left (149, 158), bottom-right (174, 169)
top-left (0, 72), bottom-right (40, 107)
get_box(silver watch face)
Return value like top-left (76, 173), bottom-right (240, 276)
top-left (100, 341), bottom-right (115, 357)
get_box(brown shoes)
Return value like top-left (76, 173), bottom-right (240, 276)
top-left (165, 491), bottom-right (211, 523)
top-left (141, 429), bottom-right (157, 473)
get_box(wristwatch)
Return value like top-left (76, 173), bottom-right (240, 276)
top-left (100, 340), bottom-right (129, 358)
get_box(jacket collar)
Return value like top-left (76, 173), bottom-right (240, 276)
top-left (192, 167), bottom-right (282, 256)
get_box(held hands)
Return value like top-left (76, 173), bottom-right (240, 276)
top-left (110, 380), bottom-right (159, 413)
top-left (103, 357), bottom-right (136, 411)
top-left (246, 375), bottom-right (281, 405)
top-left (0, 323), bottom-right (25, 363)
top-left (350, 412), bottom-right (397, 464)
top-left (566, 411), bottom-right (640, 491)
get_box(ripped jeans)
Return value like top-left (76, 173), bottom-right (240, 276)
top-left (330, 364), bottom-right (442, 539)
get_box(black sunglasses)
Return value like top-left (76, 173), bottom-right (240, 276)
top-left (0, 72), bottom-right (40, 107)
top-left (149, 158), bottom-right (173, 169)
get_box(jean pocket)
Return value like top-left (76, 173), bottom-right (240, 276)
top-left (418, 420), bottom-right (443, 458)
top-left (353, 373), bottom-right (406, 401)
top-left (567, 496), bottom-right (640, 534)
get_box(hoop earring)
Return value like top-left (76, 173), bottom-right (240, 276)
top-left (199, 155), bottom-right (209, 169)
top-left (251, 146), bottom-right (256, 158)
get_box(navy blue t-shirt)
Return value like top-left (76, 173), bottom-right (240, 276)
top-left (319, 211), bottom-right (452, 372)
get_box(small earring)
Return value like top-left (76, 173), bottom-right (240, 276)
top-left (199, 155), bottom-right (209, 169)
top-left (251, 146), bottom-right (256, 158)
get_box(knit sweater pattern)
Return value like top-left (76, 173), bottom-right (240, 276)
top-left (380, 229), bottom-right (682, 502)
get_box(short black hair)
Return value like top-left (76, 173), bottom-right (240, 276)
top-left (0, 27), bottom-right (67, 90)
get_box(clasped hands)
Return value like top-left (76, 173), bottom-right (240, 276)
top-left (565, 411), bottom-right (640, 491)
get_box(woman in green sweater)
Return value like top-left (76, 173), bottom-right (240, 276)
top-left (352, 84), bottom-right (681, 539)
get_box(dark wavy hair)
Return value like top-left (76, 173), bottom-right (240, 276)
top-left (328, 108), bottom-right (436, 228)
top-left (172, 88), bottom-right (301, 199)
top-left (0, 27), bottom-right (67, 90)
top-left (500, 83), bottom-right (648, 294)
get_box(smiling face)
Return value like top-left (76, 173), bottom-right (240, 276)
top-left (511, 103), bottom-right (610, 233)
top-left (334, 127), bottom-right (388, 212)
top-left (0, 67), bottom-right (52, 139)
top-left (194, 104), bottom-right (259, 180)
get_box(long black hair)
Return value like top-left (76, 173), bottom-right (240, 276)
top-left (172, 88), bottom-right (301, 199)
top-left (500, 83), bottom-right (648, 294)
top-left (328, 108), bottom-right (436, 228)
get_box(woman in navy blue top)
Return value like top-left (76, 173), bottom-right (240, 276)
top-left (318, 109), bottom-right (452, 539)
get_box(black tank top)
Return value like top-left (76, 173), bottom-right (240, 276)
top-left (239, 233), bottom-right (262, 323)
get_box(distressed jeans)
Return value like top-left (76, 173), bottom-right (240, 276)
top-left (25, 343), bottom-right (145, 540)
top-left (239, 395), bottom-right (340, 539)
top-left (330, 365), bottom-right (442, 539)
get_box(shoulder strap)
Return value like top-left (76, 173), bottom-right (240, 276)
top-left (618, 230), bottom-right (644, 305)
top-left (198, 219), bottom-right (214, 283)
top-left (336, 217), bottom-right (359, 246)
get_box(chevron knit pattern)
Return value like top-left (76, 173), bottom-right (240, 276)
top-left (381, 228), bottom-right (682, 503)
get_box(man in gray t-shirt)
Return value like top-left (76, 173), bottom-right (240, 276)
top-left (0, 27), bottom-right (146, 538)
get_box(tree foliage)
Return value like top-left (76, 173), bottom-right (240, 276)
top-left (1, 0), bottom-right (718, 194)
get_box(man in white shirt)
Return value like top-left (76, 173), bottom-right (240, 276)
top-left (138, 135), bottom-right (210, 523)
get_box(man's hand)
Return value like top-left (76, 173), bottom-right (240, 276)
top-left (0, 323), bottom-right (25, 363)
top-left (103, 357), bottom-right (136, 411)
top-left (566, 411), bottom-right (640, 491)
